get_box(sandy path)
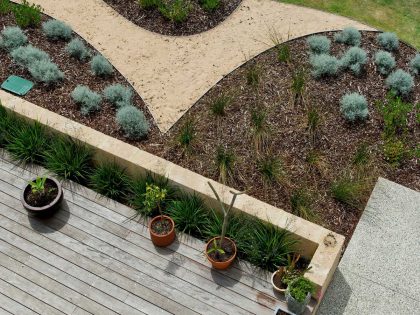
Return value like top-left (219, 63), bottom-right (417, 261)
top-left (14, 0), bottom-right (374, 132)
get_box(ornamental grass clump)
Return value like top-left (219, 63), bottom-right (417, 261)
top-left (374, 50), bottom-right (396, 75)
top-left (309, 54), bottom-right (339, 78)
top-left (0, 0), bottom-right (12, 15)
top-left (201, 0), bottom-right (220, 11)
top-left (159, 0), bottom-right (191, 23)
top-left (6, 121), bottom-right (48, 165)
top-left (89, 162), bottom-right (131, 201)
top-left (103, 84), bottom-right (133, 108)
top-left (167, 193), bottom-right (210, 237)
top-left (410, 54), bottom-right (420, 75)
top-left (340, 93), bottom-right (369, 122)
top-left (10, 44), bottom-right (50, 68)
top-left (71, 85), bottom-right (102, 115)
top-left (340, 47), bottom-right (367, 76)
top-left (42, 19), bottom-right (72, 41)
top-left (12, 0), bottom-right (42, 28)
top-left (91, 55), bottom-right (114, 77)
top-left (243, 219), bottom-right (297, 272)
top-left (334, 27), bottom-right (361, 46)
top-left (116, 105), bottom-right (149, 139)
top-left (65, 38), bottom-right (91, 61)
top-left (377, 32), bottom-right (399, 51)
top-left (0, 26), bottom-right (27, 51)
top-left (44, 136), bottom-right (93, 182)
top-left (28, 60), bottom-right (64, 84)
top-left (385, 69), bottom-right (414, 96)
top-left (307, 35), bottom-right (330, 55)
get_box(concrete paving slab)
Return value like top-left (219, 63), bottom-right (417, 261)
top-left (318, 178), bottom-right (420, 314)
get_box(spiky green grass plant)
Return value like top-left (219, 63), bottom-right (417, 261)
top-left (89, 162), bottom-right (131, 201)
top-left (43, 136), bottom-right (93, 182)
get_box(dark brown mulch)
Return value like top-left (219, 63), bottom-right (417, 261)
top-left (1, 6), bottom-right (419, 246)
top-left (24, 180), bottom-right (58, 207)
top-left (151, 217), bottom-right (173, 235)
top-left (207, 238), bottom-right (235, 262)
top-left (102, 0), bottom-right (242, 36)
top-left (0, 11), bottom-right (161, 146)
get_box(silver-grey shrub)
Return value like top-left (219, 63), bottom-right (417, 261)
top-left (103, 84), bottom-right (133, 108)
top-left (116, 106), bottom-right (149, 139)
top-left (65, 38), bottom-right (91, 61)
top-left (11, 45), bottom-right (50, 68)
top-left (42, 19), bottom-right (72, 41)
top-left (410, 54), bottom-right (420, 75)
top-left (385, 69), bottom-right (414, 96)
top-left (0, 26), bottom-right (27, 51)
top-left (377, 32), bottom-right (399, 51)
top-left (310, 54), bottom-right (339, 78)
top-left (91, 55), bottom-right (114, 77)
top-left (340, 93), bottom-right (369, 122)
top-left (28, 60), bottom-right (64, 84)
top-left (334, 27), bottom-right (361, 46)
top-left (307, 35), bottom-right (330, 55)
top-left (374, 50), bottom-right (396, 75)
top-left (340, 47), bottom-right (367, 76)
top-left (71, 85), bottom-right (102, 115)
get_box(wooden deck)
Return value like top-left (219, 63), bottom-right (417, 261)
top-left (0, 152), bottom-right (310, 315)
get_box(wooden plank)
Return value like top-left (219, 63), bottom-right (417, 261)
top-left (0, 155), bottom-right (281, 314)
top-left (0, 220), bottom-right (147, 315)
top-left (0, 202), bottom-right (216, 315)
top-left (0, 278), bottom-right (63, 315)
top-left (0, 292), bottom-right (39, 315)
top-left (0, 251), bottom-right (115, 315)
top-left (0, 154), bottom-right (271, 284)
top-left (0, 160), bottom-right (277, 311)
top-left (0, 192), bottom-right (218, 314)
top-left (0, 265), bottom-right (75, 314)
top-left (0, 240), bottom-right (117, 315)
top-left (0, 184), bottom-right (264, 315)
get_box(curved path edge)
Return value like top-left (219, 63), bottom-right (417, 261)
top-left (14, 0), bottom-right (375, 132)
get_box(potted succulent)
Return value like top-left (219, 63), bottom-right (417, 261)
top-left (21, 175), bottom-right (63, 217)
top-left (285, 276), bottom-right (315, 315)
top-left (205, 182), bottom-right (244, 270)
top-left (145, 183), bottom-right (176, 247)
top-left (271, 253), bottom-right (312, 293)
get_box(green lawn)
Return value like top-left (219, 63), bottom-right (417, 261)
top-left (279, 0), bottom-right (420, 49)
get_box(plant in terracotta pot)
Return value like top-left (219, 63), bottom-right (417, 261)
top-left (285, 276), bottom-right (315, 315)
top-left (21, 175), bottom-right (63, 217)
top-left (144, 183), bottom-right (176, 247)
top-left (205, 181), bottom-right (244, 270)
top-left (271, 253), bottom-right (312, 293)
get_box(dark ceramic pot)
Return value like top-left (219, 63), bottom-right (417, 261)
top-left (21, 177), bottom-right (63, 217)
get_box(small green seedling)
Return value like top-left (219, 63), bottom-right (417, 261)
top-left (29, 176), bottom-right (47, 194)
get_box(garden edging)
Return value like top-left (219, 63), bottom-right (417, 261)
top-left (0, 89), bottom-right (344, 302)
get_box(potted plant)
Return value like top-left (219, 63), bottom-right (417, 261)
top-left (285, 276), bottom-right (315, 315)
top-left (144, 183), bottom-right (176, 247)
top-left (21, 175), bottom-right (63, 217)
top-left (271, 253), bottom-right (312, 293)
top-left (205, 182), bottom-right (244, 270)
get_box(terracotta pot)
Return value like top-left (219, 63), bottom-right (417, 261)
top-left (205, 237), bottom-right (237, 270)
top-left (21, 177), bottom-right (63, 218)
top-left (149, 215), bottom-right (176, 247)
top-left (271, 267), bottom-right (288, 293)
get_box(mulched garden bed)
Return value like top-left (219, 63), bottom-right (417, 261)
top-left (102, 0), bottom-right (242, 36)
top-left (1, 6), bottom-right (419, 245)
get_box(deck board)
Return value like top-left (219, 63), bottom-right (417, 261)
top-left (0, 152), bottom-right (294, 314)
